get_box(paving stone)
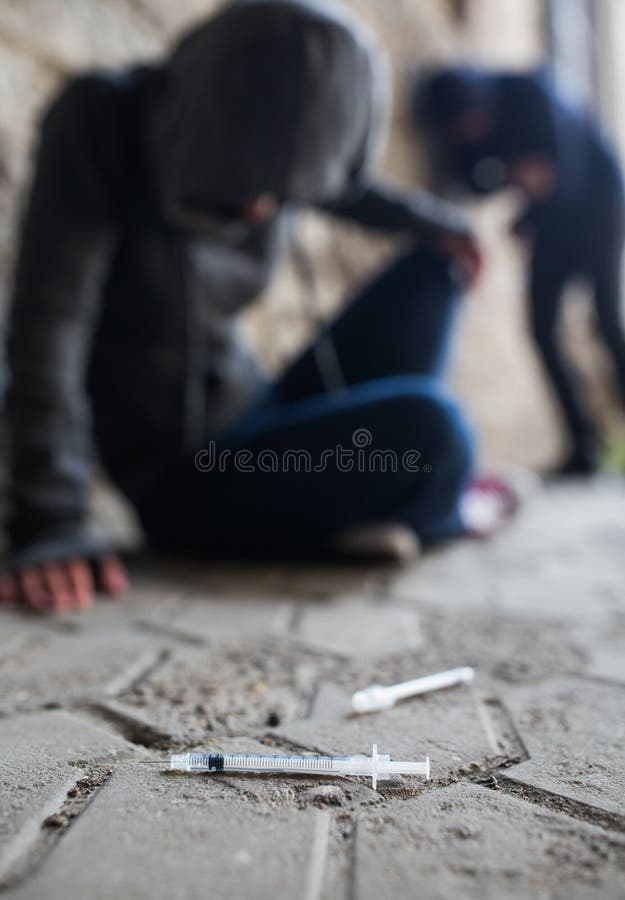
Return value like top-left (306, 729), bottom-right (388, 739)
top-left (0, 587), bottom-right (180, 645)
top-left (488, 480), bottom-right (625, 567)
top-left (158, 594), bottom-right (295, 643)
top-left (276, 685), bottom-right (498, 782)
top-left (91, 699), bottom-right (190, 748)
top-left (413, 608), bottom-right (584, 686)
top-left (387, 541), bottom-right (502, 610)
top-left (0, 711), bottom-right (136, 881)
top-left (309, 682), bottom-right (355, 722)
top-left (116, 643), bottom-right (338, 739)
top-left (388, 482), bottom-right (625, 624)
top-left (43, 594), bottom-right (182, 641)
top-left (0, 612), bottom-right (47, 663)
top-left (390, 540), bottom-right (623, 624)
top-left (4, 763), bottom-right (322, 900)
top-left (481, 483), bottom-right (625, 623)
top-left (570, 616), bottom-right (625, 684)
top-left (503, 678), bottom-right (625, 816)
top-left (291, 597), bottom-right (423, 658)
top-left (0, 630), bottom-right (166, 712)
top-left (493, 567), bottom-right (623, 622)
top-left (353, 783), bottom-right (625, 900)
top-left (308, 607), bottom-right (581, 697)
top-left (3, 482), bottom-right (625, 897)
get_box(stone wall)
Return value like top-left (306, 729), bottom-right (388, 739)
top-left (2, 0), bottom-right (611, 470)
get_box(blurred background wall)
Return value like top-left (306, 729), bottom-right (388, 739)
top-left (0, 0), bottom-right (623, 471)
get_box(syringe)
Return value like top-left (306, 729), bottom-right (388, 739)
top-left (163, 744), bottom-right (430, 790)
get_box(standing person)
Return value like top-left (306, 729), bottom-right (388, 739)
top-left (416, 66), bottom-right (625, 475)
top-left (2, 0), bottom-right (497, 613)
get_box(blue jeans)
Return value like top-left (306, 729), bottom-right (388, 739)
top-left (141, 246), bottom-right (474, 555)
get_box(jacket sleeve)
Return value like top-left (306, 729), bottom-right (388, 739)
top-left (317, 178), bottom-right (472, 239)
top-left (5, 77), bottom-right (118, 569)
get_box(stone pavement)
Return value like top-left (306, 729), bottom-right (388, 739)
top-left (1, 479), bottom-right (625, 899)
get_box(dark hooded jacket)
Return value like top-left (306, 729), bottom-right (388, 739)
top-left (5, 0), bottom-right (469, 568)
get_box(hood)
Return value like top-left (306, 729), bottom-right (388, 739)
top-left (415, 66), bottom-right (497, 130)
top-left (414, 66), bottom-right (504, 196)
top-left (147, 0), bottom-right (390, 217)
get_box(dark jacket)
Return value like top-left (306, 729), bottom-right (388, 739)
top-left (5, 0), bottom-right (469, 568)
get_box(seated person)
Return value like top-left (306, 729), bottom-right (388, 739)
top-left (2, 0), bottom-right (502, 613)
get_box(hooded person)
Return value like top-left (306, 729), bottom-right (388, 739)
top-left (3, 0), bottom-right (488, 611)
top-left (415, 66), bottom-right (625, 475)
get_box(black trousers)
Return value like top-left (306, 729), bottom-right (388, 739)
top-left (529, 225), bottom-right (625, 460)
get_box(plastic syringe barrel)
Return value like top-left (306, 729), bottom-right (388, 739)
top-left (224, 754), bottom-right (335, 774)
top-left (171, 753), bottom-right (339, 775)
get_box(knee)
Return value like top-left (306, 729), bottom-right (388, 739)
top-left (416, 390), bottom-right (474, 486)
top-left (373, 379), bottom-right (474, 483)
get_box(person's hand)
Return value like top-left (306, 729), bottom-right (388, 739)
top-left (0, 555), bottom-right (129, 613)
top-left (508, 157), bottom-right (556, 201)
top-left (432, 229), bottom-right (484, 289)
